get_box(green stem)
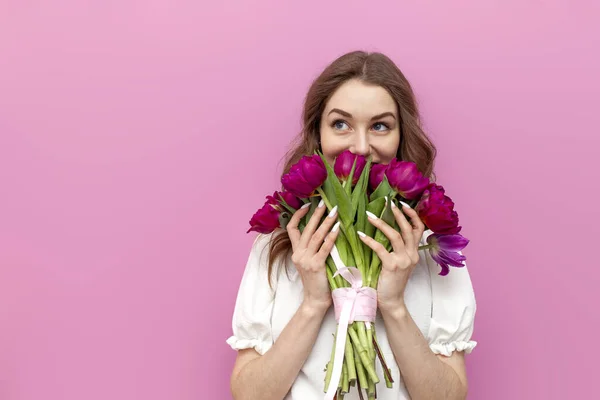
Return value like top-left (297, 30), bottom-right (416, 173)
top-left (366, 323), bottom-right (374, 361)
top-left (348, 325), bottom-right (380, 384)
top-left (340, 224), bottom-right (366, 277)
top-left (372, 330), bottom-right (394, 387)
top-left (326, 264), bottom-right (338, 290)
top-left (354, 346), bottom-right (368, 392)
top-left (326, 257), bottom-right (344, 288)
top-left (316, 188), bottom-right (332, 210)
top-left (418, 244), bottom-right (434, 250)
top-left (342, 363), bottom-right (349, 393)
top-left (324, 332), bottom-right (336, 393)
top-left (367, 374), bottom-right (375, 398)
top-left (357, 323), bottom-right (370, 358)
top-left (344, 335), bottom-right (357, 383)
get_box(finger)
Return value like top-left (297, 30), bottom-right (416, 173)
top-left (398, 201), bottom-right (426, 244)
top-left (365, 210), bottom-right (405, 253)
top-left (356, 230), bottom-right (394, 266)
top-left (286, 203), bottom-right (311, 251)
top-left (315, 221), bottom-right (341, 263)
top-left (307, 205), bottom-right (338, 253)
top-left (299, 199), bottom-right (327, 249)
top-left (390, 201), bottom-right (415, 250)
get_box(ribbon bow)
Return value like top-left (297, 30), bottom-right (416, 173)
top-left (324, 245), bottom-right (377, 400)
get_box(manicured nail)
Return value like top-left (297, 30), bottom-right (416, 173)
top-left (357, 231), bottom-right (366, 238)
top-left (332, 221), bottom-right (340, 232)
top-left (328, 205), bottom-right (338, 218)
top-left (318, 199), bottom-right (325, 208)
top-left (390, 200), bottom-right (396, 208)
top-left (301, 203), bottom-right (310, 209)
top-left (366, 211), bottom-right (378, 220)
top-left (400, 201), bottom-right (411, 209)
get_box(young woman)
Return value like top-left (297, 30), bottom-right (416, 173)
top-left (227, 51), bottom-right (477, 400)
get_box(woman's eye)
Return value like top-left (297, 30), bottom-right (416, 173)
top-left (333, 120), bottom-right (349, 130)
top-left (372, 122), bottom-right (389, 132)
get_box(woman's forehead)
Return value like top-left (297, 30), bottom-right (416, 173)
top-left (324, 80), bottom-right (397, 118)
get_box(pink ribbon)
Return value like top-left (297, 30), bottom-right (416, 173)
top-left (324, 245), bottom-right (377, 400)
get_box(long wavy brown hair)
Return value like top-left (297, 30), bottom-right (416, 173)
top-left (266, 50), bottom-right (437, 286)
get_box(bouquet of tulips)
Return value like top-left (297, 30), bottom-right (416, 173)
top-left (248, 150), bottom-right (469, 400)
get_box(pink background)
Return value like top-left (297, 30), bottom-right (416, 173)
top-left (1, 1), bottom-right (598, 399)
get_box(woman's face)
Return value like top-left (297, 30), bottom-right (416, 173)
top-left (319, 79), bottom-right (401, 166)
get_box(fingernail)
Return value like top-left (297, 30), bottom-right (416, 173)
top-left (400, 201), bottom-right (411, 209)
top-left (318, 199), bottom-right (325, 208)
top-left (366, 211), bottom-right (378, 220)
top-left (301, 203), bottom-right (310, 209)
top-left (332, 221), bottom-right (340, 232)
top-left (390, 200), bottom-right (396, 208)
top-left (384, 196), bottom-right (388, 204)
top-left (357, 231), bottom-right (366, 238)
top-left (328, 205), bottom-right (338, 218)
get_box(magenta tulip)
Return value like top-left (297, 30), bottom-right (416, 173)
top-left (247, 201), bottom-right (281, 234)
top-left (385, 159), bottom-right (429, 200)
top-left (369, 163), bottom-right (389, 190)
top-left (334, 150), bottom-right (367, 185)
top-left (416, 184), bottom-right (461, 234)
top-left (266, 190), bottom-right (302, 210)
top-left (281, 155), bottom-right (327, 198)
top-left (426, 233), bottom-right (469, 276)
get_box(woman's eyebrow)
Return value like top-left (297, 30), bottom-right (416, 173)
top-left (328, 108), bottom-right (353, 118)
top-left (328, 108), bottom-right (396, 121)
top-left (370, 112), bottom-right (396, 121)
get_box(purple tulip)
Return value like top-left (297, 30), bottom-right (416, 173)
top-left (416, 184), bottom-right (461, 234)
top-left (281, 155), bottom-right (327, 198)
top-left (385, 159), bottom-right (430, 200)
top-left (266, 190), bottom-right (302, 210)
top-left (247, 201), bottom-right (281, 234)
top-left (426, 233), bottom-right (469, 276)
top-left (334, 150), bottom-right (367, 185)
top-left (369, 163), bottom-right (389, 191)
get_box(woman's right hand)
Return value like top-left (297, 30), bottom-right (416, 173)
top-left (287, 199), bottom-right (340, 312)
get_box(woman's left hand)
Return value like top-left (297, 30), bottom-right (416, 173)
top-left (359, 201), bottom-right (426, 312)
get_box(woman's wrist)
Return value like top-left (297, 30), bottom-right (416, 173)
top-left (378, 300), bottom-right (409, 321)
top-left (300, 298), bottom-right (331, 318)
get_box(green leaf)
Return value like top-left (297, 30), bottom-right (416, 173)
top-left (356, 193), bottom-right (368, 235)
top-left (370, 175), bottom-right (392, 202)
top-left (342, 223), bottom-right (365, 275)
top-left (317, 151), bottom-right (354, 228)
top-left (351, 158), bottom-right (372, 212)
top-left (278, 211), bottom-right (291, 230)
top-left (277, 193), bottom-right (300, 215)
top-left (344, 158), bottom-right (358, 196)
top-left (380, 192), bottom-right (396, 227)
top-left (367, 194), bottom-right (404, 283)
top-left (356, 192), bottom-right (370, 265)
top-left (305, 196), bottom-right (321, 224)
top-left (364, 197), bottom-right (386, 261)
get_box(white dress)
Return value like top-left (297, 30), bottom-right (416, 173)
top-left (226, 230), bottom-right (477, 400)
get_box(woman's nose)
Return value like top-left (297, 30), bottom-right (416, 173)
top-left (352, 131), bottom-right (371, 156)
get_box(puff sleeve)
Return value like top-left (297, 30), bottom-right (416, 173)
top-left (424, 233), bottom-right (478, 357)
top-left (226, 233), bottom-right (277, 355)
